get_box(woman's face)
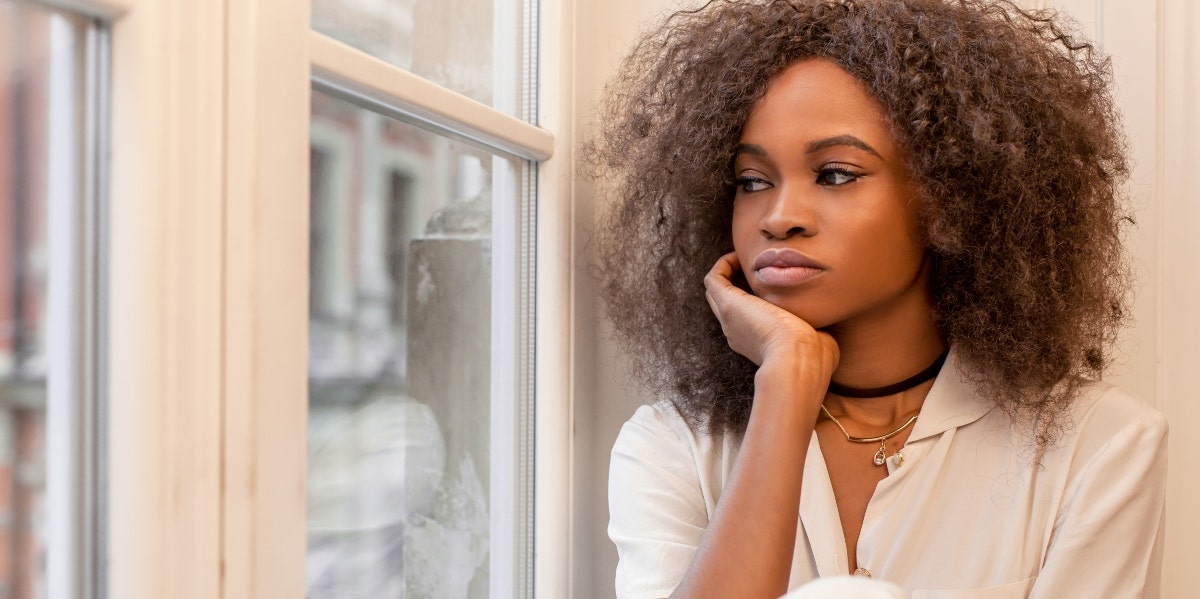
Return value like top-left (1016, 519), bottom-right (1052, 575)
top-left (732, 59), bottom-right (930, 331)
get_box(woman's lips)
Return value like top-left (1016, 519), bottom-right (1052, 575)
top-left (756, 265), bottom-right (823, 286)
top-left (752, 249), bottom-right (825, 286)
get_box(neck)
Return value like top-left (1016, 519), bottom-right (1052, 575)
top-left (822, 282), bottom-right (945, 426)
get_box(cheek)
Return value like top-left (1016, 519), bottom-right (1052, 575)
top-left (855, 210), bottom-right (925, 272)
top-left (730, 204), bottom-right (756, 264)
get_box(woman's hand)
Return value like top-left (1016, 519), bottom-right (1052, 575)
top-left (703, 252), bottom-right (839, 373)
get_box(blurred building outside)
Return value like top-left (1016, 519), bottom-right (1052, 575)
top-left (0, 3), bottom-right (57, 598)
top-left (307, 0), bottom-right (509, 594)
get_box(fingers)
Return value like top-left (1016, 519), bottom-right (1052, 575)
top-left (705, 252), bottom-right (741, 283)
top-left (702, 252), bottom-right (839, 379)
top-left (704, 252), bottom-right (742, 294)
top-left (704, 252), bottom-right (744, 321)
top-left (704, 289), bottom-right (721, 323)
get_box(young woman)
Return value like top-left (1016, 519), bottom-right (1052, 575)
top-left (590, 1), bottom-right (1168, 597)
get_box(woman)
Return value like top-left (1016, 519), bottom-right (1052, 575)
top-left (591, 1), bottom-right (1168, 597)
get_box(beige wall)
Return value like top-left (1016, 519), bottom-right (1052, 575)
top-left (571, 3), bottom-right (703, 596)
top-left (572, 1), bottom-right (1200, 597)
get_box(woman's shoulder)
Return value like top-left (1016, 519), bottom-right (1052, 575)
top-left (958, 378), bottom-right (1166, 487)
top-left (616, 400), bottom-right (732, 457)
top-left (1062, 380), bottom-right (1167, 453)
top-left (1032, 380), bottom-right (1168, 482)
top-left (624, 400), bottom-right (692, 435)
top-left (611, 400), bottom-right (741, 495)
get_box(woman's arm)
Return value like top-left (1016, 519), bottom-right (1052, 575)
top-left (666, 253), bottom-right (837, 599)
top-left (667, 354), bottom-right (827, 598)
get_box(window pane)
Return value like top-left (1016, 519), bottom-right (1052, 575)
top-left (307, 91), bottom-right (533, 598)
top-left (312, 0), bottom-right (535, 121)
top-left (0, 1), bottom-right (91, 597)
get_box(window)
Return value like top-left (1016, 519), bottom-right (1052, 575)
top-left (0, 2), bottom-right (106, 598)
top-left (25, 0), bottom-right (572, 595)
top-left (312, 0), bottom-right (535, 119)
top-left (306, 1), bottom-right (541, 596)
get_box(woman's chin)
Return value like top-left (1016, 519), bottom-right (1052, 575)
top-left (756, 293), bottom-right (839, 330)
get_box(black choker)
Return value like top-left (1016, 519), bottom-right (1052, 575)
top-left (828, 347), bottom-right (950, 398)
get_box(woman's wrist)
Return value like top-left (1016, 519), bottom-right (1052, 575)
top-left (757, 335), bottom-right (837, 384)
top-left (753, 354), bottom-right (829, 424)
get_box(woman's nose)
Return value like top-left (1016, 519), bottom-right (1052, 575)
top-left (759, 185), bottom-right (818, 240)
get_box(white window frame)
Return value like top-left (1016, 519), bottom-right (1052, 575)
top-left (103, 0), bottom-right (227, 597)
top-left (35, 0), bottom-right (576, 597)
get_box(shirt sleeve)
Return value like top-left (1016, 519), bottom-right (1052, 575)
top-left (1029, 409), bottom-right (1168, 598)
top-left (608, 404), bottom-right (711, 599)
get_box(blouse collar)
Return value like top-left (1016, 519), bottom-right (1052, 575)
top-left (906, 347), bottom-right (994, 444)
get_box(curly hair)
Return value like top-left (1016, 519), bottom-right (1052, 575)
top-left (589, 0), bottom-right (1132, 440)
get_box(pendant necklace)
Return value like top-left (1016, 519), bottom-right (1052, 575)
top-left (820, 347), bottom-right (949, 466)
top-left (821, 405), bottom-right (918, 466)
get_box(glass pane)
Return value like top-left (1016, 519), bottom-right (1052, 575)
top-left (0, 1), bottom-right (90, 597)
top-left (312, 0), bottom-right (535, 120)
top-left (307, 91), bottom-right (532, 598)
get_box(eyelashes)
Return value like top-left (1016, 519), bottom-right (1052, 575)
top-left (813, 164), bottom-right (863, 186)
top-left (733, 163), bottom-right (865, 193)
top-left (734, 175), bottom-right (772, 193)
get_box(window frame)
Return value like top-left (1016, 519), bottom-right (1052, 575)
top-left (30, 0), bottom-right (577, 596)
top-left (103, 0), bottom-right (226, 597)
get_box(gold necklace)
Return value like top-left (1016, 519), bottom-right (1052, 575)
top-left (820, 404), bottom-right (918, 467)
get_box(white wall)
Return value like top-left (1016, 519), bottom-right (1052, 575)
top-left (571, 3), bottom-right (689, 596)
top-left (572, 1), bottom-right (1200, 597)
top-left (1011, 4), bottom-right (1200, 598)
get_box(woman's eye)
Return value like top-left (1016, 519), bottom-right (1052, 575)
top-left (815, 166), bottom-right (861, 186)
top-left (735, 176), bottom-right (772, 193)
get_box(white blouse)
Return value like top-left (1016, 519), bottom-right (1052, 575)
top-left (608, 351), bottom-right (1168, 598)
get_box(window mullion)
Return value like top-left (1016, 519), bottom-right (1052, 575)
top-left (221, 0), bottom-right (311, 597)
top-left (106, 0), bottom-right (225, 596)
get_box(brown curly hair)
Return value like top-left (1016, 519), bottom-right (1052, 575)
top-left (589, 0), bottom-right (1132, 439)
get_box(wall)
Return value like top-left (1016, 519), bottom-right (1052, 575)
top-left (573, 1), bottom-right (1200, 597)
top-left (571, 2), bottom-right (699, 597)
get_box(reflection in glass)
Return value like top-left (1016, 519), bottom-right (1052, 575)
top-left (307, 91), bottom-right (525, 598)
top-left (0, 2), bottom-right (89, 597)
top-left (311, 0), bottom-right (535, 120)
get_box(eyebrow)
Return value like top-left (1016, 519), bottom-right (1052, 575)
top-left (736, 135), bottom-right (882, 159)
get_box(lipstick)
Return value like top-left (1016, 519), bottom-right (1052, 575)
top-left (752, 249), bottom-right (825, 286)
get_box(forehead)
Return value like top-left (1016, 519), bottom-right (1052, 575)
top-left (740, 59), bottom-right (899, 160)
